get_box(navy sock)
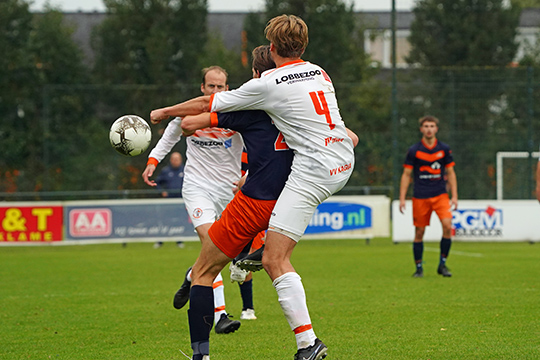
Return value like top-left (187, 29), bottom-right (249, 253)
top-left (440, 237), bottom-right (451, 266)
top-left (188, 285), bottom-right (214, 357)
top-left (239, 279), bottom-right (253, 310)
top-left (413, 242), bottom-right (423, 269)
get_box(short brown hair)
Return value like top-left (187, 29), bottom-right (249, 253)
top-left (252, 45), bottom-right (276, 74)
top-left (201, 66), bottom-right (228, 85)
top-left (419, 115), bottom-right (439, 126)
top-left (265, 14), bottom-right (308, 58)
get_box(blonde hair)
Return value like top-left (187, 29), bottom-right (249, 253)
top-left (265, 14), bottom-right (308, 58)
top-left (419, 115), bottom-right (440, 127)
top-left (252, 45), bottom-right (276, 74)
top-left (201, 66), bottom-right (228, 85)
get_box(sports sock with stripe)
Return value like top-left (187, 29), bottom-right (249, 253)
top-left (413, 242), bottom-right (424, 269)
top-left (273, 272), bottom-right (316, 349)
top-left (213, 272), bottom-right (226, 324)
top-left (440, 237), bottom-right (451, 266)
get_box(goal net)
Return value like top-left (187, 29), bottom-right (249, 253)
top-left (496, 151), bottom-right (540, 200)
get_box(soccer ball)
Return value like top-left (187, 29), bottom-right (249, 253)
top-left (109, 115), bottom-right (152, 156)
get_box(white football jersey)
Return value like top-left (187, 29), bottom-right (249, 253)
top-left (148, 117), bottom-right (243, 197)
top-left (210, 60), bottom-right (354, 184)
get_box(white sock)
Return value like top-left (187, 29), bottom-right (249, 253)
top-left (213, 272), bottom-right (226, 324)
top-left (186, 268), bottom-right (192, 282)
top-left (273, 272), bottom-right (317, 349)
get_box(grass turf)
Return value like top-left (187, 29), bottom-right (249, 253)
top-left (1, 239), bottom-right (539, 359)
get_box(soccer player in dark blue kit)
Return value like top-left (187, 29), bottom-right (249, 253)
top-left (399, 115), bottom-right (458, 278)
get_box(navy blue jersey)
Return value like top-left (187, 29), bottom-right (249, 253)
top-left (404, 139), bottom-right (455, 199)
top-left (212, 110), bottom-right (293, 200)
top-left (155, 164), bottom-right (184, 197)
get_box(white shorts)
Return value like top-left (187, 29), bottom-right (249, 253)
top-left (268, 176), bottom-right (349, 242)
top-left (182, 185), bottom-right (233, 229)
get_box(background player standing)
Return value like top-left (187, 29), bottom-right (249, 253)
top-left (399, 115), bottom-right (458, 278)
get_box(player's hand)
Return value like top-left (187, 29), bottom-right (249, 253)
top-left (142, 164), bottom-right (157, 186)
top-left (232, 181), bottom-right (240, 195)
top-left (451, 197), bottom-right (458, 210)
top-left (150, 108), bottom-right (168, 124)
top-left (399, 200), bottom-right (406, 214)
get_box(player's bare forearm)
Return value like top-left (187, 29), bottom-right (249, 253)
top-left (150, 96), bottom-right (211, 124)
top-left (181, 113), bottom-right (212, 133)
top-left (446, 167), bottom-right (458, 209)
top-left (399, 168), bottom-right (412, 213)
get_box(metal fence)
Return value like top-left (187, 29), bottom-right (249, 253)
top-left (1, 68), bottom-right (539, 201)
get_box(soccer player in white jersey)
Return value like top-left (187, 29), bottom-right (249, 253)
top-left (149, 15), bottom-right (354, 360)
top-left (142, 66), bottom-right (243, 334)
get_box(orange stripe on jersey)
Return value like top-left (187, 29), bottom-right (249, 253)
top-left (419, 165), bottom-right (441, 174)
top-left (210, 112), bottom-right (219, 127)
top-left (445, 161), bottom-right (455, 168)
top-left (279, 59), bottom-right (305, 68)
top-left (403, 164), bottom-right (413, 169)
top-left (416, 150), bottom-right (445, 162)
top-left (193, 128), bottom-right (236, 139)
top-left (212, 280), bottom-right (223, 289)
top-left (293, 324), bottom-right (313, 334)
top-left (214, 305), bottom-right (225, 313)
top-left (208, 94), bottom-right (215, 112)
top-left (241, 152), bottom-right (248, 164)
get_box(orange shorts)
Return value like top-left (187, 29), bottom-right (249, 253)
top-left (208, 190), bottom-right (276, 259)
top-left (412, 193), bottom-right (452, 228)
top-left (251, 231), bottom-right (265, 251)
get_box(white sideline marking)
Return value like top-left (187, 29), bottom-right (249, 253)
top-left (424, 246), bottom-right (484, 257)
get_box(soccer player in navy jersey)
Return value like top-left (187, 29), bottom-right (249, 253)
top-left (399, 115), bottom-right (458, 278)
top-left (179, 45), bottom-right (358, 360)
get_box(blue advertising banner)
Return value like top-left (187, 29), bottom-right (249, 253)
top-left (305, 202), bottom-right (372, 234)
top-left (64, 200), bottom-right (195, 241)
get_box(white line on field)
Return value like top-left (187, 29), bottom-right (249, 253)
top-left (424, 246), bottom-right (484, 257)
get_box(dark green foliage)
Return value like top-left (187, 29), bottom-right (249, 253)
top-left (408, 0), bottom-right (520, 67)
top-left (92, 0), bottom-right (208, 85)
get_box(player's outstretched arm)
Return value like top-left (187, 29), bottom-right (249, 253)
top-left (150, 96), bottom-right (211, 124)
top-left (181, 113), bottom-right (212, 135)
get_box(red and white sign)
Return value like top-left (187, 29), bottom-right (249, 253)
top-left (69, 209), bottom-right (112, 237)
top-left (0, 206), bottom-right (63, 242)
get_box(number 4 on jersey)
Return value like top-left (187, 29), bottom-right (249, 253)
top-left (274, 132), bottom-right (289, 151)
top-left (309, 91), bottom-right (335, 130)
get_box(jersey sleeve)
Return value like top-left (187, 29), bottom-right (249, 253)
top-left (148, 117), bottom-right (183, 163)
top-left (444, 146), bottom-right (455, 168)
top-left (403, 146), bottom-right (415, 169)
top-left (215, 111), bottom-right (253, 133)
top-left (210, 79), bottom-right (268, 113)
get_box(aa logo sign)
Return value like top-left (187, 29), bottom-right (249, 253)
top-left (69, 209), bottom-right (112, 237)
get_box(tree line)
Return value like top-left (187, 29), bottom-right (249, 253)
top-left (1, 0), bottom-right (538, 199)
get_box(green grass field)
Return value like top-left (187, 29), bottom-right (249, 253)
top-left (1, 239), bottom-right (539, 359)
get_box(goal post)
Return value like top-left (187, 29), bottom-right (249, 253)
top-left (496, 151), bottom-right (540, 200)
